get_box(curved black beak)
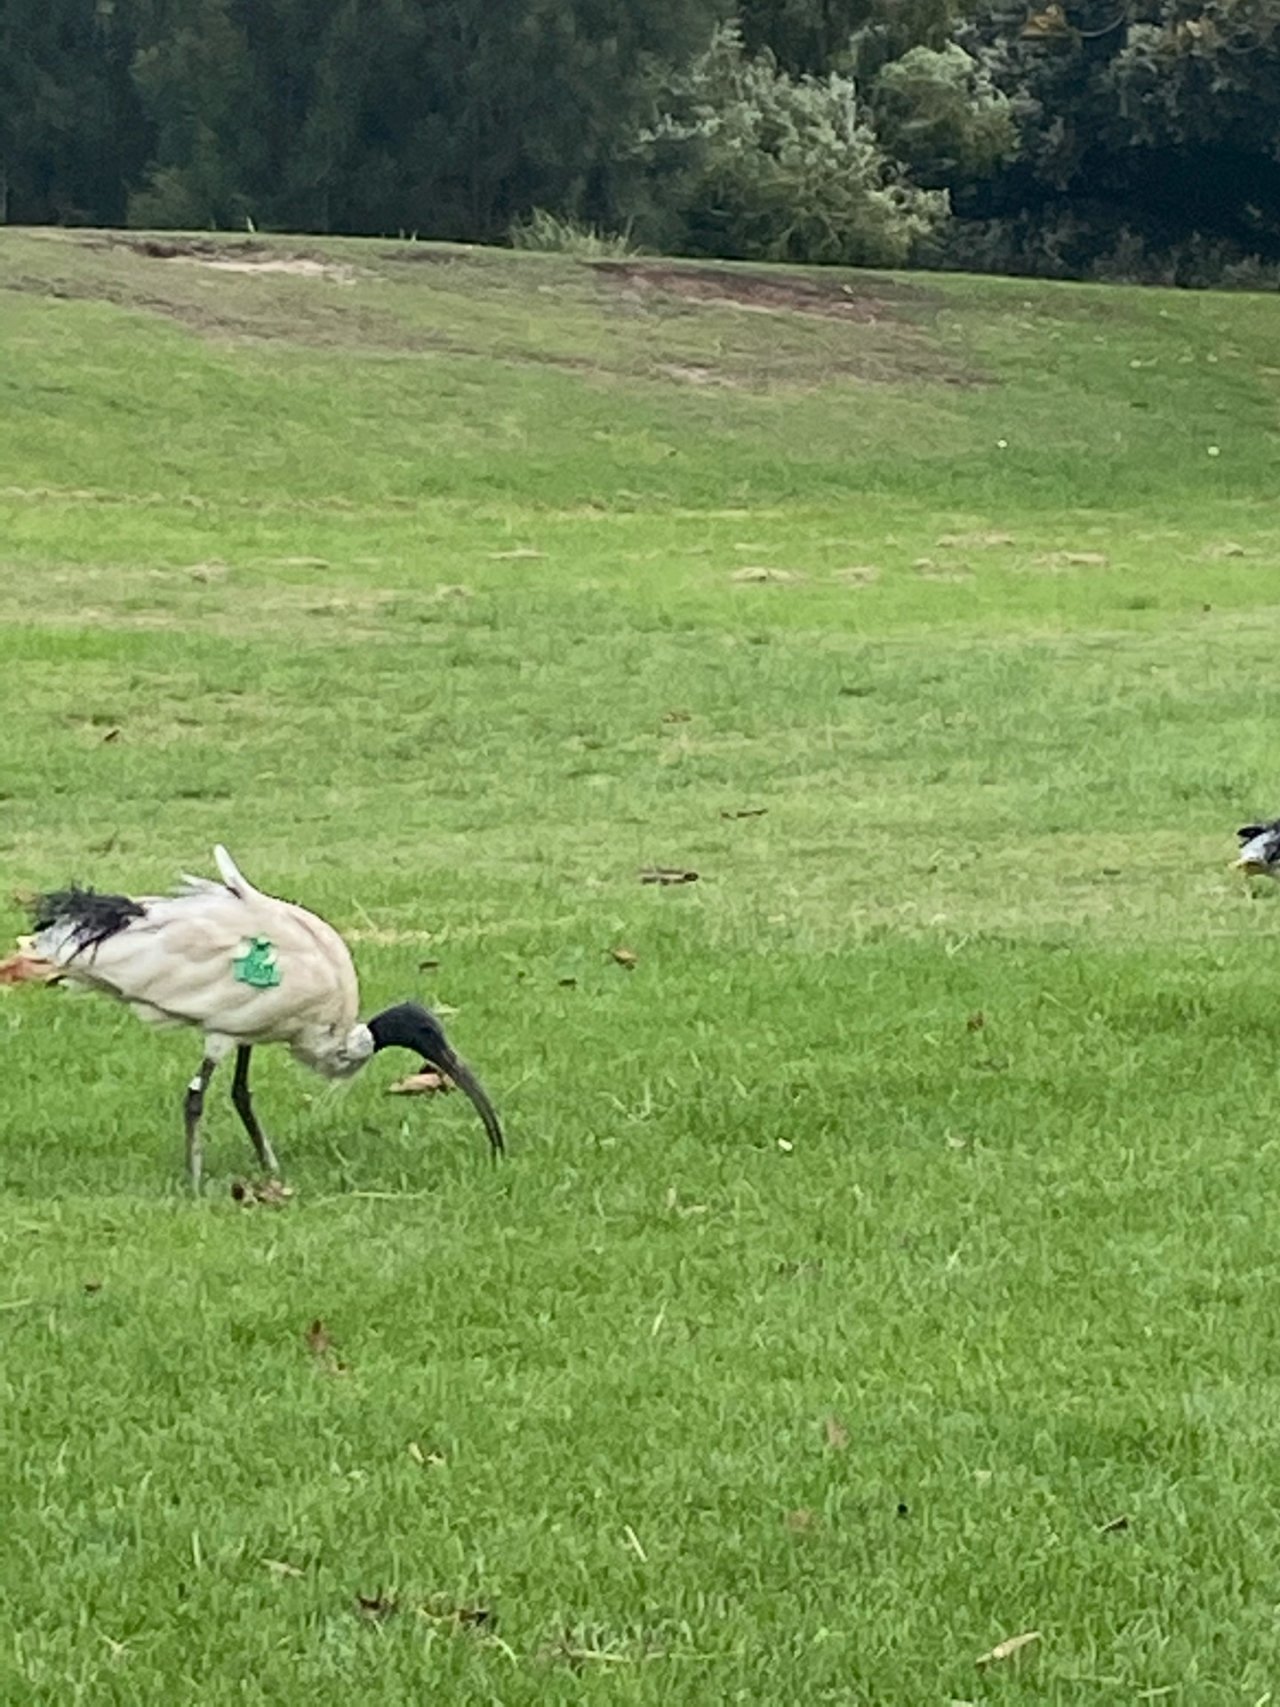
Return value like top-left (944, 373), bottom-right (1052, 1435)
top-left (439, 1052), bottom-right (505, 1158)
top-left (367, 1000), bottom-right (505, 1159)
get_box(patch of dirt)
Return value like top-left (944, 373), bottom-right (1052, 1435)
top-left (594, 260), bottom-right (927, 323)
top-left (594, 260), bottom-right (987, 389)
top-left (114, 235), bottom-right (356, 284)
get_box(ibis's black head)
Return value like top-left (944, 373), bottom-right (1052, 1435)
top-left (367, 1001), bottom-right (504, 1157)
top-left (1236, 820), bottom-right (1280, 878)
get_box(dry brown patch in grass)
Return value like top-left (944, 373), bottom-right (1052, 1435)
top-left (0, 235), bottom-right (456, 354)
top-left (112, 236), bottom-right (357, 284)
top-left (593, 260), bottom-right (988, 389)
top-left (595, 260), bottom-right (927, 322)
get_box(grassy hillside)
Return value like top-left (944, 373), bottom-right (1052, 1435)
top-left (2, 227), bottom-right (1280, 1704)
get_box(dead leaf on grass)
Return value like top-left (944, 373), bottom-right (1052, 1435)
top-left (639, 867), bottom-right (698, 885)
top-left (231, 1176), bottom-right (295, 1207)
top-left (306, 1318), bottom-right (349, 1375)
top-left (785, 1508), bottom-right (816, 1532)
top-left (263, 1558), bottom-right (304, 1578)
top-left (824, 1415), bottom-right (850, 1451)
top-left (387, 1070), bottom-right (454, 1095)
top-left (1097, 1513), bottom-right (1130, 1534)
top-left (419, 1596), bottom-right (492, 1628)
top-left (730, 565), bottom-right (802, 584)
top-left (609, 946), bottom-right (638, 969)
top-left (976, 1630), bottom-right (1041, 1667)
top-left (0, 936), bottom-right (56, 985)
top-left (831, 565), bottom-right (879, 584)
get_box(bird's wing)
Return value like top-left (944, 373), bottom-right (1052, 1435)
top-left (58, 888), bottom-right (360, 1044)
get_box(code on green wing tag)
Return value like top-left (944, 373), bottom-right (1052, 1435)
top-left (233, 936), bottom-right (282, 989)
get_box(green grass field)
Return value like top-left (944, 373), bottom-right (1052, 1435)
top-left (3, 226), bottom-right (1280, 1703)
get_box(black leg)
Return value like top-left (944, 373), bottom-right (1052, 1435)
top-left (184, 1056), bottom-right (218, 1192)
top-left (231, 1046), bottom-right (279, 1175)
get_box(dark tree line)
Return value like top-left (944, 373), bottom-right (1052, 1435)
top-left (4, 0), bottom-right (1280, 285)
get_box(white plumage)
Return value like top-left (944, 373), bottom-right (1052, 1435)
top-left (32, 846), bottom-right (503, 1188)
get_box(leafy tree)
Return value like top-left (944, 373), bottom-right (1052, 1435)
top-left (128, 0), bottom-right (258, 227)
top-left (948, 0), bottom-right (1280, 274)
top-left (0, 0), bottom-right (146, 224)
top-left (124, 0), bottom-right (729, 238)
top-left (635, 23), bottom-right (947, 265)
top-left (869, 41), bottom-right (1016, 190)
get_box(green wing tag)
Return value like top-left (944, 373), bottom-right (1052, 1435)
top-left (233, 936), bottom-right (282, 989)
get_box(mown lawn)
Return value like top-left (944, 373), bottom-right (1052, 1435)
top-left (2, 227), bottom-right (1280, 1703)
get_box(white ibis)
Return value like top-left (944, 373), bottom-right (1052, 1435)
top-left (30, 846), bottom-right (503, 1189)
top-left (1236, 820), bottom-right (1280, 877)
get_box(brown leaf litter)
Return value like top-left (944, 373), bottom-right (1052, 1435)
top-left (387, 1070), bottom-right (454, 1095)
top-left (419, 1596), bottom-right (492, 1629)
top-left (231, 1176), bottom-right (295, 1207)
top-left (0, 938), bottom-right (56, 985)
top-left (305, 1318), bottom-right (349, 1375)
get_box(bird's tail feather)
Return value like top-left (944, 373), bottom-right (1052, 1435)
top-left (30, 887), bottom-right (147, 962)
top-left (213, 845), bottom-right (255, 898)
